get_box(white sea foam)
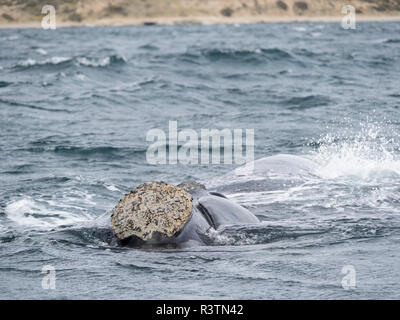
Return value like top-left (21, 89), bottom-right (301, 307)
top-left (17, 55), bottom-right (126, 68)
top-left (76, 57), bottom-right (110, 67)
top-left (20, 58), bottom-right (36, 66)
top-left (75, 55), bottom-right (126, 67)
top-left (36, 48), bottom-right (48, 55)
top-left (1, 35), bottom-right (18, 41)
top-left (19, 56), bottom-right (70, 67)
top-left (226, 121), bottom-right (400, 184)
top-left (312, 123), bottom-right (400, 181)
top-left (105, 184), bottom-right (120, 192)
top-left (214, 121), bottom-right (400, 212)
top-left (75, 74), bottom-right (86, 80)
top-left (293, 26), bottom-right (307, 32)
top-left (5, 196), bottom-right (94, 230)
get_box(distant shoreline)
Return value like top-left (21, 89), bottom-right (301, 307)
top-left (1, 15), bottom-right (400, 29)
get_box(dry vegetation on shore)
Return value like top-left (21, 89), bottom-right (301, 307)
top-left (1, 0), bottom-right (400, 27)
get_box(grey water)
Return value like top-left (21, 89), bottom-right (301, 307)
top-left (1, 22), bottom-right (400, 299)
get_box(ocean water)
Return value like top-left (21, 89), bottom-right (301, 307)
top-left (1, 22), bottom-right (400, 299)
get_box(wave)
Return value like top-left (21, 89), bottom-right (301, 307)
top-left (75, 55), bottom-right (127, 67)
top-left (311, 123), bottom-right (400, 180)
top-left (222, 121), bottom-right (400, 184)
top-left (17, 56), bottom-right (71, 68)
top-left (4, 197), bottom-right (93, 230)
top-left (203, 219), bottom-right (389, 246)
top-left (35, 48), bottom-right (48, 55)
top-left (0, 81), bottom-right (12, 88)
top-left (0, 35), bottom-right (19, 41)
top-left (211, 121), bottom-right (400, 219)
top-left (22, 145), bottom-right (147, 159)
top-left (282, 95), bottom-right (333, 110)
top-left (201, 48), bottom-right (292, 61)
top-left (166, 47), bottom-right (296, 65)
top-left (138, 44), bottom-right (159, 51)
top-left (0, 98), bottom-right (73, 113)
top-left (384, 39), bottom-right (400, 44)
top-left (204, 224), bottom-right (323, 246)
top-left (231, 149), bottom-right (400, 189)
top-left (12, 54), bottom-right (126, 71)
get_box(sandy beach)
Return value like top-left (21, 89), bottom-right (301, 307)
top-left (0, 0), bottom-right (400, 28)
top-left (0, 14), bottom-right (400, 29)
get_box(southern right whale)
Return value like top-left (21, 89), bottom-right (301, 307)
top-left (109, 181), bottom-right (260, 247)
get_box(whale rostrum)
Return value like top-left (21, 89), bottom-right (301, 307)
top-left (110, 180), bottom-right (259, 246)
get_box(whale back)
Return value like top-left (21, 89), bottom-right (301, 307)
top-left (178, 180), bottom-right (260, 229)
top-left (197, 195), bottom-right (260, 229)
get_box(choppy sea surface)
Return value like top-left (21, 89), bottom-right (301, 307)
top-left (1, 22), bottom-right (400, 299)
